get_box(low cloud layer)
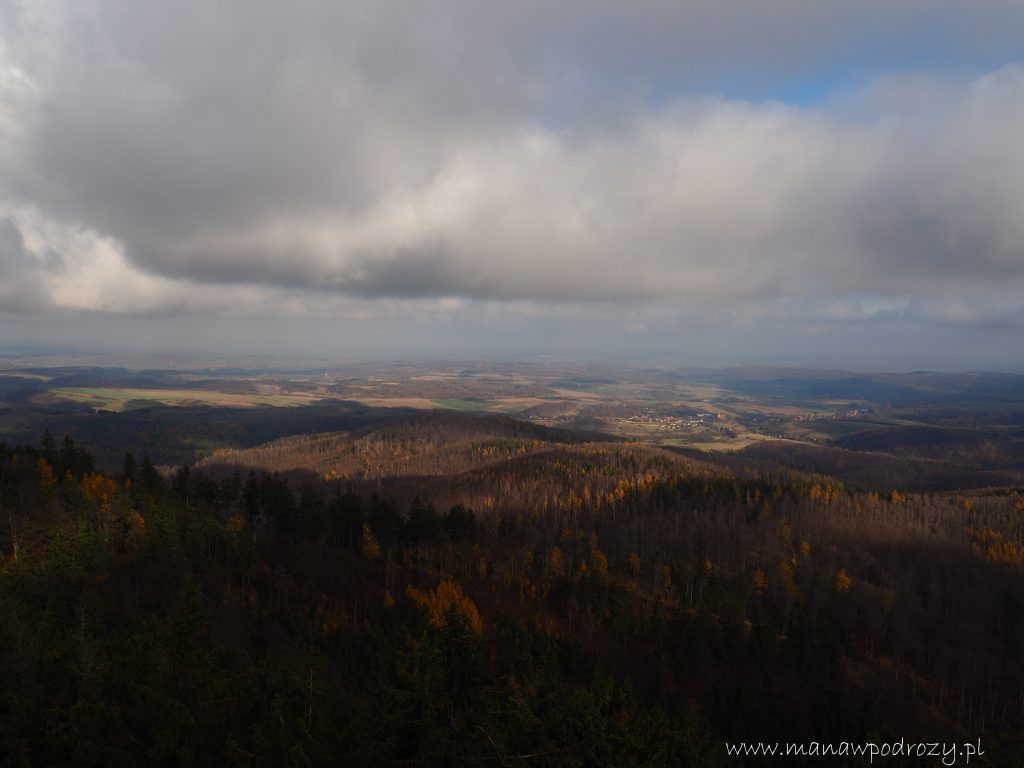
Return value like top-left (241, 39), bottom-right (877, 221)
top-left (1, 1), bottom-right (1023, 364)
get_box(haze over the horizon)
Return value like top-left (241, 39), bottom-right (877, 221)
top-left (2, 2), bottom-right (1024, 369)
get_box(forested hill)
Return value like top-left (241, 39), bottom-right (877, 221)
top-left (3, 428), bottom-right (1024, 765)
top-left (197, 410), bottom-right (619, 483)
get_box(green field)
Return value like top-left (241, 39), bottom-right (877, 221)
top-left (50, 387), bottom-right (318, 411)
top-left (777, 419), bottom-right (893, 442)
top-left (431, 397), bottom-right (499, 412)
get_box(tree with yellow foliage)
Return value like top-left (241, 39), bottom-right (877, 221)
top-left (407, 578), bottom-right (483, 634)
top-left (36, 458), bottom-right (57, 489)
top-left (80, 472), bottom-right (123, 541)
top-left (547, 545), bottom-right (565, 577)
top-left (81, 472), bottom-right (118, 512)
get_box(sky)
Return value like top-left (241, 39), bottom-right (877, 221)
top-left (2, 1), bottom-right (1024, 370)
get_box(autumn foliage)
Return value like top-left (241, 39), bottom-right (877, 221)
top-left (406, 578), bottom-right (483, 633)
top-left (4, 424), bottom-right (1024, 763)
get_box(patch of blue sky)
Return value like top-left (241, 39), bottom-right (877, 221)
top-left (581, 12), bottom-right (1024, 111)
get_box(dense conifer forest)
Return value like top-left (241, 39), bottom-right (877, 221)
top-left (3, 416), bottom-right (1024, 765)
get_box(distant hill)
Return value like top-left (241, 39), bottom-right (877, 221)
top-left (199, 411), bottom-right (619, 482)
top-left (733, 439), bottom-right (1023, 491)
top-left (687, 367), bottom-right (1024, 404)
top-left (836, 425), bottom-right (1024, 466)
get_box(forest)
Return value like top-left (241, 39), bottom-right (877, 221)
top-left (2, 414), bottom-right (1024, 765)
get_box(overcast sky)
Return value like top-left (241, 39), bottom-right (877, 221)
top-left (2, 1), bottom-right (1024, 369)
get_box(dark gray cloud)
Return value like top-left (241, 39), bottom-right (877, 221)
top-left (1, 1), bottom-right (1024, 366)
top-left (0, 216), bottom-right (48, 311)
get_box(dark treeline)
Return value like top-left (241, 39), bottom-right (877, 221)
top-left (1, 436), bottom-right (716, 766)
top-left (2, 432), bottom-right (1024, 765)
